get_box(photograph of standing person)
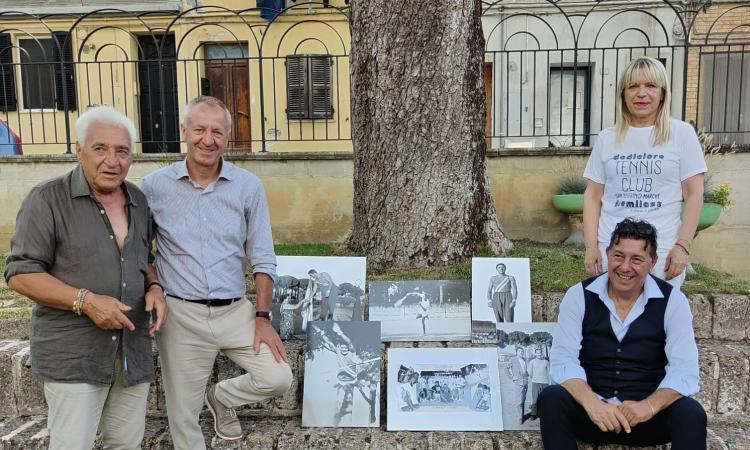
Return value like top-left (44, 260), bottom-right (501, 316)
top-left (496, 323), bottom-right (555, 430)
top-left (471, 258), bottom-right (532, 343)
top-left (583, 56), bottom-right (706, 289)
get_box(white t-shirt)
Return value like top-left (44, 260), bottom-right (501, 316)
top-left (584, 119), bottom-right (707, 253)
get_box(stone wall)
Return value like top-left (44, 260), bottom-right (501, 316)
top-left (0, 149), bottom-right (748, 279)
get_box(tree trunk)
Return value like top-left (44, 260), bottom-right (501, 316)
top-left (348, 0), bottom-right (512, 267)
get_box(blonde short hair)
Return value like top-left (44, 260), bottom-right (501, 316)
top-left (615, 56), bottom-right (671, 146)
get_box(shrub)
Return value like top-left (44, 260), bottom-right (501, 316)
top-left (555, 176), bottom-right (587, 195)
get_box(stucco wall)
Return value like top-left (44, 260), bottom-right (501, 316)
top-left (1, 150), bottom-right (748, 279)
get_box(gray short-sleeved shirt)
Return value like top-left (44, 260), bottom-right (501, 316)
top-left (4, 165), bottom-right (154, 386)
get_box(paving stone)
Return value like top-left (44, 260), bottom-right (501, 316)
top-left (10, 346), bottom-right (44, 417)
top-left (712, 294), bottom-right (750, 342)
top-left (0, 341), bottom-right (27, 418)
top-left (689, 294), bottom-right (713, 340)
top-left (713, 342), bottom-right (750, 414)
top-left (0, 319), bottom-right (29, 341)
top-left (531, 294), bottom-right (545, 322)
top-left (697, 341), bottom-right (721, 413)
top-left (545, 293), bottom-right (564, 323)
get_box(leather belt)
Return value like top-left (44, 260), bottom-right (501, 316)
top-left (167, 294), bottom-right (242, 307)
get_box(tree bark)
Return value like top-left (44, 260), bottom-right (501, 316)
top-left (348, 0), bottom-right (512, 267)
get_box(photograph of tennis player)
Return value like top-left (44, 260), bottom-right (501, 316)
top-left (496, 322), bottom-right (555, 430)
top-left (302, 321), bottom-right (381, 427)
top-left (387, 348), bottom-right (503, 431)
top-left (271, 256), bottom-right (366, 339)
top-left (369, 280), bottom-right (471, 341)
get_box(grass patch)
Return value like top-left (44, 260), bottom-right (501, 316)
top-left (683, 264), bottom-right (750, 296)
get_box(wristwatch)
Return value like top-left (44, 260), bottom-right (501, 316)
top-left (255, 310), bottom-right (271, 320)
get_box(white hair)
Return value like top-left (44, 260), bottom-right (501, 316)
top-left (76, 105), bottom-right (137, 149)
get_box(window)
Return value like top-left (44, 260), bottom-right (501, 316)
top-left (548, 66), bottom-right (591, 147)
top-left (19, 38), bottom-right (56, 109)
top-left (286, 54), bottom-right (333, 120)
top-left (14, 32), bottom-right (76, 111)
top-left (699, 52), bottom-right (750, 145)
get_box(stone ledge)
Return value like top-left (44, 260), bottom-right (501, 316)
top-left (0, 416), bottom-right (740, 450)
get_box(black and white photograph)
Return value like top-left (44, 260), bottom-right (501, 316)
top-left (272, 256), bottom-right (366, 339)
top-left (368, 280), bottom-right (471, 341)
top-left (302, 321), bottom-right (381, 427)
top-left (387, 348), bottom-right (503, 431)
top-left (496, 323), bottom-right (555, 430)
top-left (471, 257), bottom-right (532, 342)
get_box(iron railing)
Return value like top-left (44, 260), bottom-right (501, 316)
top-left (0, 0), bottom-right (748, 154)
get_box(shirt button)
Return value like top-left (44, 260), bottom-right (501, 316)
top-left (122, 283), bottom-right (127, 287)
top-left (109, 235), bottom-right (114, 240)
top-left (616, 348), bottom-right (622, 353)
top-left (100, 210), bottom-right (105, 214)
top-left (616, 360), bottom-right (621, 364)
top-left (616, 370), bottom-right (621, 375)
top-left (111, 335), bottom-right (117, 341)
top-left (614, 390), bottom-right (619, 395)
top-left (121, 257), bottom-right (125, 262)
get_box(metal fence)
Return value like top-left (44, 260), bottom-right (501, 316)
top-left (0, 0), bottom-right (748, 154)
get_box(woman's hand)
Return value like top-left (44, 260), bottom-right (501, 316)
top-left (584, 246), bottom-right (603, 276)
top-left (664, 245), bottom-right (689, 280)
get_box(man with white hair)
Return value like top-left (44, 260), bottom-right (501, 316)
top-left (5, 105), bottom-right (166, 450)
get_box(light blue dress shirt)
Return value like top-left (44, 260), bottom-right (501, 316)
top-left (550, 273), bottom-right (699, 399)
top-left (142, 159), bottom-right (276, 299)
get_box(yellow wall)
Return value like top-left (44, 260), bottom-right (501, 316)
top-left (1, 4), bottom-right (352, 154)
top-left (1, 151), bottom-right (748, 280)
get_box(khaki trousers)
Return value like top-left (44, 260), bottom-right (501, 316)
top-left (158, 296), bottom-right (293, 450)
top-left (44, 355), bottom-right (149, 450)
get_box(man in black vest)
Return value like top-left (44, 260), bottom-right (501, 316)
top-left (538, 218), bottom-right (705, 449)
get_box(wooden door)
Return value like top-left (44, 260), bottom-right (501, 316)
top-left (205, 60), bottom-right (250, 150)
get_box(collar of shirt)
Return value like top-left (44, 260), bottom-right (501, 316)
top-left (70, 164), bottom-right (137, 206)
top-left (584, 273), bottom-right (666, 339)
top-left (171, 158), bottom-right (235, 190)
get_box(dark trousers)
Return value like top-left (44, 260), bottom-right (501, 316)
top-left (538, 385), bottom-right (706, 450)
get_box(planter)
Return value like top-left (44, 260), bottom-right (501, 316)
top-left (552, 194), bottom-right (584, 214)
top-left (681, 202), bottom-right (722, 231)
top-left (552, 194), bottom-right (585, 245)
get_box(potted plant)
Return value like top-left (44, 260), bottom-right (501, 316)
top-left (552, 176), bottom-right (587, 214)
top-left (552, 176), bottom-right (587, 245)
top-left (694, 179), bottom-right (732, 231)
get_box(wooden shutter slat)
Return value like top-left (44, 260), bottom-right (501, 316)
top-left (0, 34), bottom-right (17, 112)
top-left (310, 55), bottom-right (331, 119)
top-left (53, 31), bottom-right (77, 111)
top-left (286, 55), bottom-right (307, 119)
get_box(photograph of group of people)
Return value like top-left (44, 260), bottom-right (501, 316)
top-left (387, 348), bottom-right (504, 431)
top-left (271, 256), bottom-right (366, 339)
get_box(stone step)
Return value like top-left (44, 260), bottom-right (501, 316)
top-left (2, 339), bottom-right (749, 423)
top-left (0, 415), bottom-right (743, 450)
top-left (0, 293), bottom-right (748, 343)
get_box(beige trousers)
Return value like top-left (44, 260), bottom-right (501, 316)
top-left (158, 296), bottom-right (293, 450)
top-left (44, 355), bottom-right (149, 450)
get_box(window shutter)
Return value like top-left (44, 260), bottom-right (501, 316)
top-left (310, 55), bottom-right (332, 119)
top-left (52, 31), bottom-right (77, 111)
top-left (286, 56), bottom-right (307, 119)
top-left (0, 34), bottom-right (17, 112)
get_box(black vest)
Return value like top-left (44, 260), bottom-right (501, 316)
top-left (579, 274), bottom-right (673, 401)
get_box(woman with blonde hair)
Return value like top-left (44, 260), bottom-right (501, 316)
top-left (582, 56), bottom-right (706, 288)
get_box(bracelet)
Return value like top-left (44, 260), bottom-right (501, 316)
top-left (73, 288), bottom-right (89, 316)
top-left (677, 238), bottom-right (692, 248)
top-left (146, 281), bottom-right (164, 292)
top-left (674, 242), bottom-right (691, 256)
top-left (646, 398), bottom-right (656, 416)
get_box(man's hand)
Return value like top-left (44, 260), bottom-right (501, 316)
top-left (82, 293), bottom-right (135, 331)
top-left (619, 400), bottom-right (655, 427)
top-left (509, 301), bottom-right (516, 309)
top-left (582, 398), bottom-right (631, 434)
top-left (145, 285), bottom-right (167, 335)
top-left (254, 317), bottom-right (289, 364)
